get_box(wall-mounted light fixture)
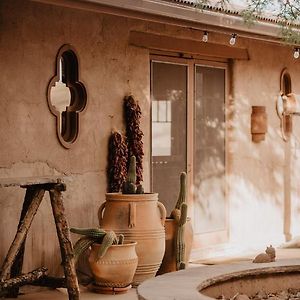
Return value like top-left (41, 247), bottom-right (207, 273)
top-left (276, 68), bottom-right (300, 142)
top-left (229, 33), bottom-right (237, 45)
top-left (251, 106), bottom-right (267, 143)
top-left (202, 31), bottom-right (208, 42)
top-left (294, 48), bottom-right (300, 59)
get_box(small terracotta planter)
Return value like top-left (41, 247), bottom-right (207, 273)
top-left (157, 217), bottom-right (193, 275)
top-left (88, 241), bottom-right (138, 293)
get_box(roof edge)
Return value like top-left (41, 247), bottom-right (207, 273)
top-left (31, 0), bottom-right (284, 41)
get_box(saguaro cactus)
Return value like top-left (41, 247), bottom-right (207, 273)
top-left (174, 172), bottom-right (187, 210)
top-left (170, 172), bottom-right (188, 270)
top-left (175, 203), bottom-right (188, 270)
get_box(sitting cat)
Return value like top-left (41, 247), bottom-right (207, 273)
top-left (253, 245), bottom-right (276, 263)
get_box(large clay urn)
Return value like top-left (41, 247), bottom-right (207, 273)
top-left (98, 193), bottom-right (166, 285)
top-left (157, 217), bottom-right (193, 275)
top-left (88, 241), bottom-right (138, 292)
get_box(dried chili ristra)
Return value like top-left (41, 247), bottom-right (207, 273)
top-left (124, 95), bottom-right (144, 184)
top-left (107, 131), bottom-right (128, 192)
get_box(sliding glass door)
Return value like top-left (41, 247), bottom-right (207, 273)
top-left (193, 65), bottom-right (226, 237)
top-left (151, 57), bottom-right (228, 251)
top-left (151, 61), bottom-right (187, 215)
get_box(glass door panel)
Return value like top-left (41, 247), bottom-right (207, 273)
top-left (194, 65), bottom-right (226, 235)
top-left (151, 61), bottom-right (187, 215)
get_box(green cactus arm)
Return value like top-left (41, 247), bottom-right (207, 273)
top-left (122, 182), bottom-right (136, 194)
top-left (97, 231), bottom-right (118, 260)
top-left (73, 236), bottom-right (94, 264)
top-left (175, 172), bottom-right (187, 210)
top-left (118, 234), bottom-right (125, 245)
top-left (70, 227), bottom-right (106, 239)
top-left (178, 203), bottom-right (188, 226)
top-left (136, 184), bottom-right (144, 194)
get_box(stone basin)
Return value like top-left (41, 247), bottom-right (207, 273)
top-left (137, 259), bottom-right (300, 300)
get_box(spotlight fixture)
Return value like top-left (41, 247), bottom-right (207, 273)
top-left (229, 33), bottom-right (237, 46)
top-left (202, 31), bottom-right (208, 42)
top-left (294, 48), bottom-right (300, 59)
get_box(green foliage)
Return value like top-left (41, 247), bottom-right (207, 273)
top-left (194, 0), bottom-right (229, 9)
top-left (195, 0), bottom-right (300, 45)
top-left (71, 227), bottom-right (124, 263)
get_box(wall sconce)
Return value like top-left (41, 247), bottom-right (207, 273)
top-left (276, 68), bottom-right (300, 142)
top-left (251, 106), bottom-right (267, 143)
top-left (276, 93), bottom-right (300, 141)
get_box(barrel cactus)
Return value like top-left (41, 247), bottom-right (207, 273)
top-left (70, 227), bottom-right (124, 263)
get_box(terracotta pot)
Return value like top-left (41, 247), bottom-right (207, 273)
top-left (157, 217), bottom-right (193, 275)
top-left (98, 193), bottom-right (166, 285)
top-left (88, 241), bottom-right (138, 290)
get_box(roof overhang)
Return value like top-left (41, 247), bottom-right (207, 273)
top-left (31, 0), bottom-right (285, 44)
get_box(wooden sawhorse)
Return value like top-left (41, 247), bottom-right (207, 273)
top-left (0, 177), bottom-right (79, 300)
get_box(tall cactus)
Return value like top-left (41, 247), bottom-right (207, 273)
top-left (175, 172), bottom-right (187, 210)
top-left (122, 156), bottom-right (144, 194)
top-left (174, 203), bottom-right (188, 270)
top-left (170, 172), bottom-right (188, 271)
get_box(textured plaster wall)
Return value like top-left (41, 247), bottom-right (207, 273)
top-left (228, 39), bottom-right (300, 250)
top-left (1, 0), bottom-right (300, 272)
top-left (0, 0), bottom-right (151, 274)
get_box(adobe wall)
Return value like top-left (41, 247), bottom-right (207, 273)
top-left (0, 0), bottom-right (151, 274)
top-left (1, 0), bottom-right (300, 273)
top-left (229, 38), bottom-right (300, 249)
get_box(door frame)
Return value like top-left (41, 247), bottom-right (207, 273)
top-left (150, 55), bottom-right (230, 258)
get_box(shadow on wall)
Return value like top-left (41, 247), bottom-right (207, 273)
top-left (192, 85), bottom-right (300, 250)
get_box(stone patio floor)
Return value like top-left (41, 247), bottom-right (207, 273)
top-left (16, 248), bottom-right (300, 300)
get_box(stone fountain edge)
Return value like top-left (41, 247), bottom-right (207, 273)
top-left (137, 258), bottom-right (300, 300)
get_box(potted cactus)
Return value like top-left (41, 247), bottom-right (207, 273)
top-left (100, 155), bottom-right (166, 285)
top-left (102, 95), bottom-right (166, 285)
top-left (157, 172), bottom-right (194, 275)
top-left (70, 227), bottom-right (138, 293)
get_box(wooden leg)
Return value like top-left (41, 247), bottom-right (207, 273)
top-left (8, 187), bottom-right (38, 297)
top-left (0, 267), bottom-right (48, 296)
top-left (0, 188), bottom-right (45, 281)
top-left (49, 185), bottom-right (79, 300)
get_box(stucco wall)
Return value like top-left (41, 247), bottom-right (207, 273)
top-left (0, 0), bottom-right (151, 274)
top-left (229, 39), bottom-right (300, 250)
top-left (1, 0), bottom-right (300, 273)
